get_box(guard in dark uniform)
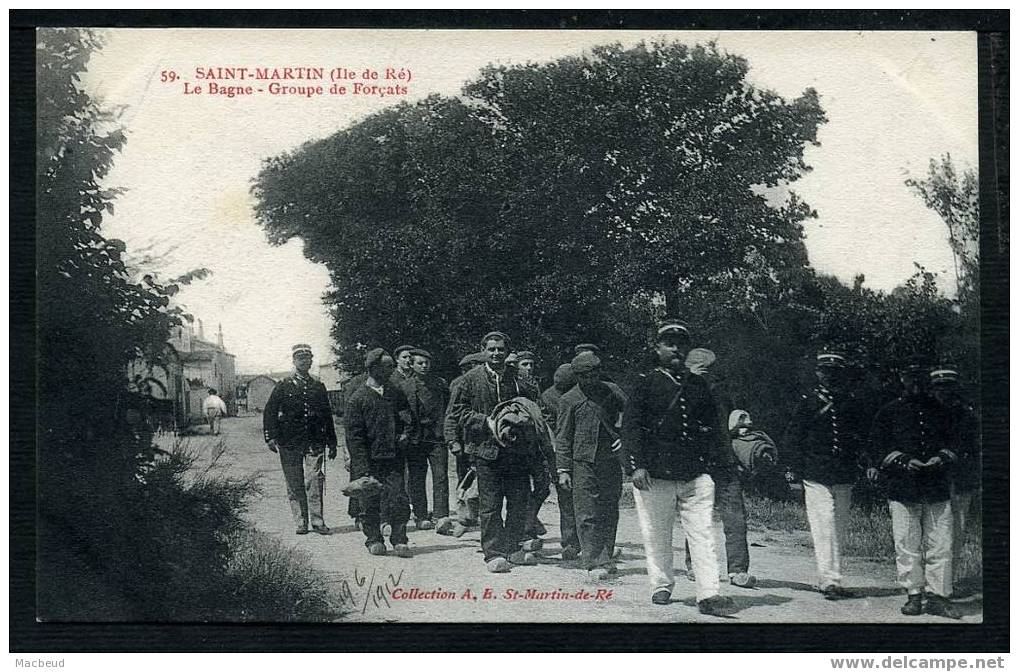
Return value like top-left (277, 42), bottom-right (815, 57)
top-left (928, 368), bottom-right (980, 592)
top-left (870, 362), bottom-right (963, 618)
top-left (622, 321), bottom-right (732, 616)
top-left (782, 352), bottom-right (870, 599)
top-left (263, 343), bottom-right (338, 535)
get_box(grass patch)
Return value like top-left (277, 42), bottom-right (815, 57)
top-left (222, 529), bottom-right (345, 622)
top-left (745, 492), bottom-right (983, 586)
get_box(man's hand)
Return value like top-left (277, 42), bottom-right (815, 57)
top-left (328, 446), bottom-right (337, 460)
top-left (924, 456), bottom-right (944, 469)
top-left (784, 469), bottom-right (797, 483)
top-left (866, 467), bottom-right (879, 482)
top-left (449, 441), bottom-right (463, 455)
top-left (558, 472), bottom-right (572, 490)
top-left (907, 458), bottom-right (926, 471)
top-left (631, 468), bottom-right (652, 491)
top-left (267, 439), bottom-right (280, 454)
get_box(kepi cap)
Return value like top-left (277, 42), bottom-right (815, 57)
top-left (656, 320), bottom-right (691, 339)
top-left (816, 352), bottom-right (847, 369)
top-left (292, 343), bottom-right (313, 357)
top-left (929, 368), bottom-right (960, 385)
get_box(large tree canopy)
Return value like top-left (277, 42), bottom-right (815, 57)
top-left (254, 41), bottom-right (827, 374)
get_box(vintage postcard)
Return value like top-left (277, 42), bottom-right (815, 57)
top-left (35, 26), bottom-right (985, 625)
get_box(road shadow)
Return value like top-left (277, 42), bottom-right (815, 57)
top-left (409, 543), bottom-right (477, 557)
top-left (754, 578), bottom-right (819, 593)
top-left (847, 586), bottom-right (907, 599)
top-left (951, 595), bottom-right (984, 618)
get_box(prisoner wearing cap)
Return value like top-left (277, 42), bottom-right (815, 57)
top-left (364, 347), bottom-right (390, 369)
top-left (571, 350), bottom-right (601, 374)
top-left (394, 344), bottom-right (416, 357)
top-left (516, 350), bottom-right (536, 363)
top-left (574, 343), bottom-right (601, 355)
top-left (481, 330), bottom-right (509, 346)
top-left (410, 348), bottom-right (432, 361)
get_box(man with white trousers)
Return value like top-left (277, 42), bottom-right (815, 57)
top-left (621, 321), bottom-right (733, 616)
top-left (783, 352), bottom-right (871, 600)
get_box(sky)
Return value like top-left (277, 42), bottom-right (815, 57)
top-left (80, 29), bottom-right (978, 373)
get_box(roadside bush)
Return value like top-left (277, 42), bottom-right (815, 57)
top-left (38, 444), bottom-right (344, 621)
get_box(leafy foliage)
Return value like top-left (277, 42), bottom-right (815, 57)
top-left (254, 41), bottom-right (826, 376)
top-left (37, 29), bottom-right (309, 622)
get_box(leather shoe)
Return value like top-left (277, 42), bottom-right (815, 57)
top-left (925, 595), bottom-right (961, 620)
top-left (821, 585), bottom-right (852, 600)
top-left (367, 542), bottom-right (387, 556)
top-left (393, 544), bottom-right (412, 558)
top-left (520, 538), bottom-right (543, 552)
top-left (312, 525), bottom-right (331, 535)
top-left (509, 550), bottom-right (538, 565)
top-left (486, 557), bottom-right (512, 573)
top-left (900, 593), bottom-right (923, 616)
top-left (561, 546), bottom-right (579, 561)
top-left (295, 526), bottom-right (309, 535)
top-left (730, 572), bottom-right (757, 588)
top-left (698, 595), bottom-right (735, 616)
top-left (651, 590), bottom-right (671, 606)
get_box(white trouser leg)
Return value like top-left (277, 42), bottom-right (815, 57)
top-left (634, 477), bottom-right (679, 596)
top-left (950, 487), bottom-right (972, 581)
top-left (922, 499), bottom-right (954, 598)
top-left (803, 479), bottom-right (849, 587)
top-left (678, 474), bottom-right (720, 602)
top-left (889, 500), bottom-right (924, 594)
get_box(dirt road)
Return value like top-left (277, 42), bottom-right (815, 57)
top-left (190, 415), bottom-right (982, 624)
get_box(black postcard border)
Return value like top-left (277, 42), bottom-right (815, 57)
top-left (9, 9), bottom-right (1009, 653)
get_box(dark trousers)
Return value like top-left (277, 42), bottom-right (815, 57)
top-left (476, 457), bottom-right (530, 561)
top-left (407, 440), bottom-right (450, 520)
top-left (573, 449), bottom-right (623, 569)
top-left (527, 452), bottom-right (552, 536)
top-left (557, 478), bottom-right (579, 551)
top-left (361, 458), bottom-right (410, 547)
top-left (684, 472), bottom-right (750, 575)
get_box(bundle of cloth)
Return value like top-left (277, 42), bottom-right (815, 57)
top-left (728, 409), bottom-right (779, 479)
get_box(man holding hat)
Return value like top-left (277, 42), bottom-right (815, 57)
top-left (783, 351), bottom-right (871, 600)
top-left (406, 348), bottom-right (450, 529)
top-left (869, 361), bottom-right (962, 618)
top-left (928, 367), bottom-right (979, 592)
top-left (447, 330), bottom-right (543, 572)
top-left (555, 351), bottom-right (628, 579)
top-left (622, 320), bottom-right (732, 615)
top-left (345, 348), bottom-right (413, 557)
top-left (263, 344), bottom-right (338, 535)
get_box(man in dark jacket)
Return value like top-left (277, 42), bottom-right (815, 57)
top-left (622, 321), bottom-right (732, 616)
top-left (682, 349), bottom-right (756, 589)
top-left (406, 348), bottom-right (450, 529)
top-left (543, 363), bottom-right (580, 559)
top-left (263, 344), bottom-right (338, 535)
top-left (555, 351), bottom-right (627, 580)
top-left (928, 367), bottom-right (979, 592)
top-left (345, 348), bottom-right (412, 557)
top-left (782, 352), bottom-right (871, 600)
top-left (447, 331), bottom-right (542, 573)
top-left (870, 363), bottom-right (963, 618)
